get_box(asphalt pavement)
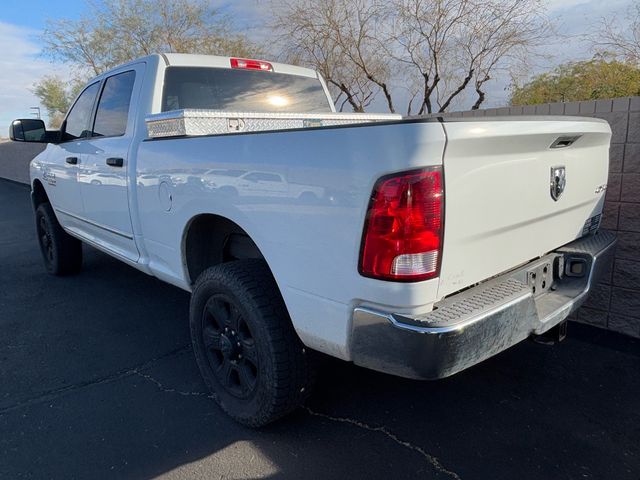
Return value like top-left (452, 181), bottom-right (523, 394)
top-left (0, 178), bottom-right (639, 480)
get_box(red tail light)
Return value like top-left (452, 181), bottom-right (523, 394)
top-left (230, 58), bottom-right (273, 71)
top-left (359, 167), bottom-right (444, 282)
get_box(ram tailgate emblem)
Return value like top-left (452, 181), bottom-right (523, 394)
top-left (550, 166), bottom-right (566, 201)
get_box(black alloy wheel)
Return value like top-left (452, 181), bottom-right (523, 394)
top-left (37, 213), bottom-right (54, 264)
top-left (201, 294), bottom-right (259, 398)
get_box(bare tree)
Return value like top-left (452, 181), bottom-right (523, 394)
top-left (464, 0), bottom-right (552, 110)
top-left (335, 0), bottom-right (395, 112)
top-left (592, 4), bottom-right (640, 66)
top-left (389, 0), bottom-right (551, 114)
top-left (273, 0), bottom-right (393, 112)
top-left (273, 0), bottom-right (551, 113)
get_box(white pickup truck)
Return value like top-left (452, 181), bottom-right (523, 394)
top-left (11, 54), bottom-right (615, 426)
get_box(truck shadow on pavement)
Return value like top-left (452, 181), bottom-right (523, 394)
top-left (1, 179), bottom-right (639, 480)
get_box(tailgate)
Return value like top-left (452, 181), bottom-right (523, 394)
top-left (437, 116), bottom-right (611, 299)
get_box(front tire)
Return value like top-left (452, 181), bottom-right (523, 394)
top-left (35, 203), bottom-right (83, 275)
top-left (190, 259), bottom-right (315, 427)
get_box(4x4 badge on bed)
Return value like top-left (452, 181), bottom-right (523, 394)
top-left (550, 166), bottom-right (566, 201)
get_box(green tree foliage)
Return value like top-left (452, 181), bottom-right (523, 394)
top-left (32, 76), bottom-right (70, 121)
top-left (32, 76), bottom-right (85, 128)
top-left (511, 58), bottom-right (640, 105)
top-left (34, 0), bottom-right (260, 124)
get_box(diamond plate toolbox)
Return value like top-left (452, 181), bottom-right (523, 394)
top-left (145, 109), bottom-right (402, 138)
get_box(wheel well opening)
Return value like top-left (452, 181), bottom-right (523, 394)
top-left (32, 180), bottom-right (49, 208)
top-left (184, 214), bottom-right (263, 285)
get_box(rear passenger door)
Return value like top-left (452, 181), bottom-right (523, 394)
top-left (78, 65), bottom-right (142, 262)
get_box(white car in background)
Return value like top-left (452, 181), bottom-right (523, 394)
top-left (202, 169), bottom-right (324, 200)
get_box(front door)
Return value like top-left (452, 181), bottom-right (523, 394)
top-left (45, 82), bottom-right (101, 229)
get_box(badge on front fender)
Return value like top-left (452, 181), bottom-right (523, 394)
top-left (43, 168), bottom-right (56, 187)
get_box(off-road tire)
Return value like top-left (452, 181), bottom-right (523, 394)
top-left (190, 259), bottom-right (316, 427)
top-left (35, 203), bottom-right (83, 275)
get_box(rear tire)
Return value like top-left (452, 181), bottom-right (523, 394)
top-left (190, 259), bottom-right (315, 427)
top-left (35, 203), bottom-right (83, 276)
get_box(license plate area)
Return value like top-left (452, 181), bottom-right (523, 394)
top-left (526, 254), bottom-right (563, 297)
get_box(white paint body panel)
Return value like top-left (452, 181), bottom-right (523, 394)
top-left (29, 53), bottom-right (612, 362)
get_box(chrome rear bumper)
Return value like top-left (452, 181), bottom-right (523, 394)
top-left (350, 231), bottom-right (616, 380)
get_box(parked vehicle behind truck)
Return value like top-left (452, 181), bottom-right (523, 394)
top-left (10, 54), bottom-right (615, 426)
top-left (201, 169), bottom-right (325, 200)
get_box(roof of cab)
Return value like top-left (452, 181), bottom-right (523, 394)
top-left (162, 53), bottom-right (319, 78)
top-left (94, 53), bottom-right (319, 80)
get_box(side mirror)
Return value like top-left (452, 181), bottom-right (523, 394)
top-left (10, 119), bottom-right (47, 143)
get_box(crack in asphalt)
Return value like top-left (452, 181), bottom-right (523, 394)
top-left (133, 370), bottom-right (215, 399)
top-left (128, 367), bottom-right (460, 480)
top-left (132, 371), bottom-right (461, 480)
top-left (303, 407), bottom-right (462, 480)
top-left (0, 345), bottom-right (191, 415)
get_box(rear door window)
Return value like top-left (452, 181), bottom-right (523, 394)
top-left (93, 70), bottom-right (136, 137)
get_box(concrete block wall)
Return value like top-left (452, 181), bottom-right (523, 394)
top-left (447, 97), bottom-right (640, 338)
top-left (0, 140), bottom-right (45, 184)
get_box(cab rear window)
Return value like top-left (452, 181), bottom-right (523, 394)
top-left (161, 66), bottom-right (332, 113)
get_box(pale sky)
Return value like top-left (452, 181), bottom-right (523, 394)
top-left (0, 0), bottom-right (635, 130)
